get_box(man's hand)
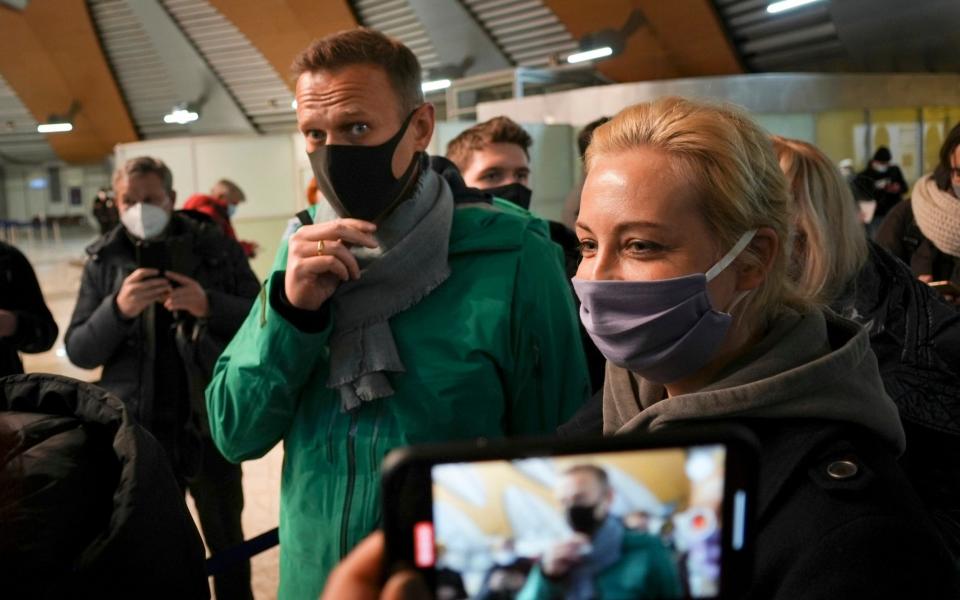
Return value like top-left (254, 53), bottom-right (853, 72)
top-left (0, 309), bottom-right (17, 337)
top-left (163, 271), bottom-right (210, 318)
top-left (321, 532), bottom-right (429, 600)
top-left (285, 219), bottom-right (378, 310)
top-left (541, 534), bottom-right (590, 578)
top-left (116, 268), bottom-right (172, 319)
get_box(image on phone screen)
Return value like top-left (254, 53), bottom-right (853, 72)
top-left (415, 445), bottom-right (737, 599)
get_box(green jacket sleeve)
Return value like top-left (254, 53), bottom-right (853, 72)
top-left (516, 564), bottom-right (560, 600)
top-left (506, 219), bottom-right (590, 435)
top-left (205, 238), bottom-right (333, 463)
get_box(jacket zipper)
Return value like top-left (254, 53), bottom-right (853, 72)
top-left (339, 411), bottom-right (359, 559)
top-left (369, 403), bottom-right (383, 469)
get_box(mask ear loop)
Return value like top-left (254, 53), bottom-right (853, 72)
top-left (705, 229), bottom-right (758, 315)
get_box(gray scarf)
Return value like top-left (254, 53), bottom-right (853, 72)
top-left (316, 163), bottom-right (454, 411)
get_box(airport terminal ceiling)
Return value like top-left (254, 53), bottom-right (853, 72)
top-left (0, 0), bottom-right (959, 166)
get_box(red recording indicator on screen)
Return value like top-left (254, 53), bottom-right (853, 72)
top-left (413, 521), bottom-right (436, 568)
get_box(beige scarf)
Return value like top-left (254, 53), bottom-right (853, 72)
top-left (912, 174), bottom-right (960, 257)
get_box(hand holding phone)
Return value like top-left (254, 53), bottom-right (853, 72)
top-left (116, 268), bottom-right (172, 319)
top-left (382, 427), bottom-right (758, 599)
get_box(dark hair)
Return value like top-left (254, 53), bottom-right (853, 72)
top-left (112, 157), bottom-right (174, 194)
top-left (577, 117), bottom-right (611, 158)
top-left (934, 122), bottom-right (960, 191)
top-left (445, 116), bottom-right (533, 172)
top-left (292, 28), bottom-right (424, 116)
top-left (563, 464), bottom-right (610, 492)
top-left (872, 146), bottom-right (892, 162)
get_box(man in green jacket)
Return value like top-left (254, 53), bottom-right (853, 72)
top-left (205, 28), bottom-right (590, 599)
top-left (518, 465), bottom-right (683, 600)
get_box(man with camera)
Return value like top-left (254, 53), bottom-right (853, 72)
top-left (66, 156), bottom-right (260, 600)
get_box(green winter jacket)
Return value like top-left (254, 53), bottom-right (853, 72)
top-left (206, 199), bottom-right (590, 599)
top-left (518, 529), bottom-right (683, 600)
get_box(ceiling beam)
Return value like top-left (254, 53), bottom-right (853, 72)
top-left (544, 0), bottom-right (742, 83)
top-left (208, 0), bottom-right (358, 89)
top-left (0, 1), bottom-right (137, 164)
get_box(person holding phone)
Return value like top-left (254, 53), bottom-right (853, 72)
top-left (569, 98), bottom-right (958, 597)
top-left (205, 28), bottom-right (589, 599)
top-left (65, 156), bottom-right (260, 600)
top-left (0, 241), bottom-right (58, 377)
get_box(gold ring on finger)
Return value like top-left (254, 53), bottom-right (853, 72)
top-left (317, 239), bottom-right (325, 256)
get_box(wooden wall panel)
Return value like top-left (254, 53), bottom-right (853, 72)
top-left (0, 1), bottom-right (137, 163)
top-left (209, 0), bottom-right (358, 89)
top-left (544, 0), bottom-right (742, 83)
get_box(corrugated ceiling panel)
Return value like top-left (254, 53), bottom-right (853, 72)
top-left (715, 0), bottom-right (842, 70)
top-left (462, 0), bottom-right (577, 67)
top-left (0, 75), bottom-right (55, 164)
top-left (160, 0), bottom-right (297, 133)
top-left (88, 0), bottom-right (187, 138)
top-left (352, 0), bottom-right (442, 69)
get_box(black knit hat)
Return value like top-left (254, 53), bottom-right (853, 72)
top-left (873, 147), bottom-right (892, 162)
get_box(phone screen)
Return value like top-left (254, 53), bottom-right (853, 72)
top-left (415, 444), bottom-right (741, 599)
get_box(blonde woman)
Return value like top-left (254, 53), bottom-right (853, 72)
top-left (571, 98), bottom-right (957, 597)
top-left (774, 135), bottom-right (960, 564)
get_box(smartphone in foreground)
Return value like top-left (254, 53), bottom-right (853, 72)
top-left (382, 427), bottom-right (757, 600)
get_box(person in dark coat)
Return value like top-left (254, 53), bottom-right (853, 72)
top-left (65, 157), bottom-right (260, 600)
top-left (0, 241), bottom-right (58, 377)
top-left (565, 98), bottom-right (958, 598)
top-left (855, 146), bottom-right (908, 232)
top-left (0, 373), bottom-right (209, 599)
top-left (876, 122), bottom-right (960, 293)
top-left (445, 116), bottom-right (606, 393)
top-left (774, 135), bottom-right (960, 563)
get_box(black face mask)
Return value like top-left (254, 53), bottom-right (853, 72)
top-left (485, 182), bottom-right (533, 210)
top-left (308, 108), bottom-right (421, 223)
top-left (567, 504), bottom-right (603, 536)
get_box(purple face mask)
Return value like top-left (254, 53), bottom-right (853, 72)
top-left (573, 230), bottom-right (757, 384)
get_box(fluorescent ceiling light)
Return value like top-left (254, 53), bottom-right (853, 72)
top-left (767, 0), bottom-right (824, 14)
top-left (291, 99), bottom-right (297, 109)
top-left (163, 107), bottom-right (199, 125)
top-left (421, 79), bottom-right (451, 93)
top-left (566, 46), bottom-right (614, 64)
top-left (37, 122), bottom-right (73, 133)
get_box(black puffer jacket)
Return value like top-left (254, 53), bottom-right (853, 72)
top-left (0, 373), bottom-right (208, 598)
top-left (64, 213), bottom-right (259, 478)
top-left (0, 242), bottom-right (58, 377)
top-left (831, 239), bottom-right (960, 558)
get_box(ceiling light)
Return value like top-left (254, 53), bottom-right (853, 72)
top-left (767, 0), bottom-right (824, 14)
top-left (567, 46), bottom-right (614, 64)
top-left (291, 99), bottom-right (298, 109)
top-left (421, 79), bottom-right (452, 93)
top-left (37, 101), bottom-right (79, 134)
top-left (561, 8), bottom-right (646, 66)
top-left (163, 102), bottom-right (200, 125)
top-left (37, 122), bottom-right (73, 133)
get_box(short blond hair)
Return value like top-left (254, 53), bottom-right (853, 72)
top-left (585, 97), bottom-right (812, 321)
top-left (772, 136), bottom-right (868, 303)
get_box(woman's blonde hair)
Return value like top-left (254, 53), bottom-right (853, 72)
top-left (585, 96), bottom-right (813, 322)
top-left (771, 136), bottom-right (868, 303)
